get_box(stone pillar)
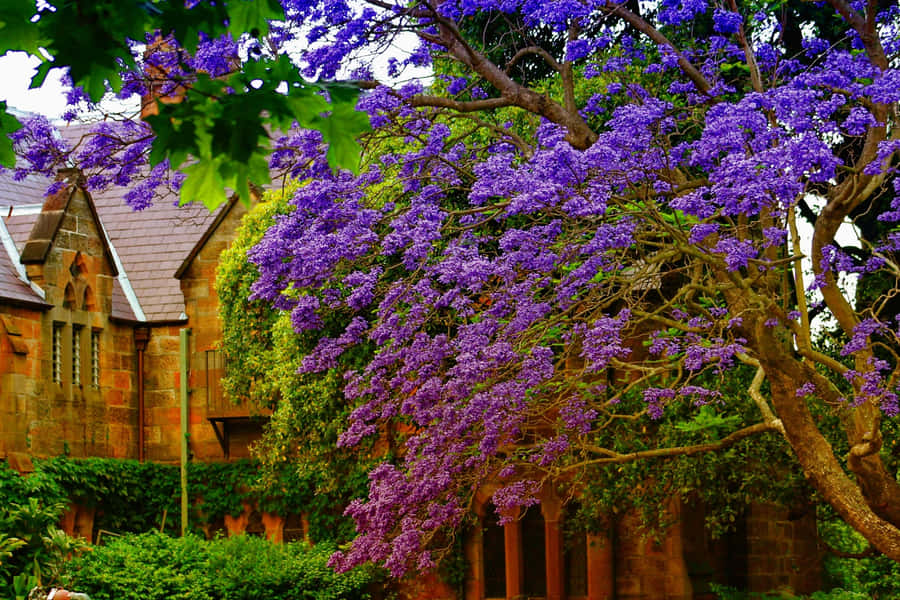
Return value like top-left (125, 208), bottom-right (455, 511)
top-left (466, 508), bottom-right (486, 600)
top-left (542, 497), bottom-right (564, 600)
top-left (73, 505), bottom-right (95, 542)
top-left (504, 511), bottom-right (523, 600)
top-left (262, 512), bottom-right (284, 544)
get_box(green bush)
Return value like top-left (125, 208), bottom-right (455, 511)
top-left (819, 518), bottom-right (900, 599)
top-left (60, 532), bottom-right (378, 600)
top-left (711, 584), bottom-right (869, 599)
top-left (0, 497), bottom-right (88, 598)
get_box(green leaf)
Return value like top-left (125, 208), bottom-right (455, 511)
top-left (0, 2), bottom-right (45, 56)
top-left (29, 61), bottom-right (52, 89)
top-left (283, 88), bottom-right (330, 127)
top-left (180, 159), bottom-right (227, 210)
top-left (144, 106), bottom-right (199, 169)
top-left (314, 84), bottom-right (370, 174)
top-left (34, 0), bottom-right (149, 100)
top-left (227, 0), bottom-right (282, 40)
top-left (246, 152), bottom-right (272, 189)
top-left (211, 107), bottom-right (267, 163)
top-left (0, 103), bottom-right (23, 169)
top-left (156, 1), bottom-right (229, 54)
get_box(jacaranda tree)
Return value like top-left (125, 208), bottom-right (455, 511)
top-left (4, 0), bottom-right (900, 575)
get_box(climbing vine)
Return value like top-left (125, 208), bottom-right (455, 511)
top-left (0, 457), bottom-right (354, 541)
top-left (216, 187), bottom-right (377, 542)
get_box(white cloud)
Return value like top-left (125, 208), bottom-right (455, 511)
top-left (0, 52), bottom-right (69, 118)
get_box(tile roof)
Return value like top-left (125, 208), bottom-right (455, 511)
top-left (0, 212), bottom-right (47, 309)
top-left (4, 213), bottom-right (40, 251)
top-left (0, 167), bottom-right (50, 309)
top-left (110, 278), bottom-right (138, 321)
top-left (0, 144), bottom-right (223, 320)
top-left (88, 185), bottom-right (220, 322)
top-left (0, 169), bottom-right (53, 208)
top-left (0, 240), bottom-right (47, 309)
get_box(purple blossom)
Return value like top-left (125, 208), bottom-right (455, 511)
top-left (841, 319), bottom-right (888, 356)
top-left (712, 9), bottom-right (743, 34)
top-left (12, 0), bottom-right (900, 579)
top-left (578, 309), bottom-right (632, 371)
top-left (796, 382), bottom-right (816, 397)
top-left (689, 223), bottom-right (719, 244)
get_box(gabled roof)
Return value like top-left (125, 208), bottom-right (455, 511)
top-left (18, 178), bottom-right (119, 276)
top-left (174, 196), bottom-right (240, 280)
top-left (0, 117), bottom-right (248, 322)
top-left (0, 166), bottom-right (221, 321)
top-left (87, 184), bottom-right (221, 321)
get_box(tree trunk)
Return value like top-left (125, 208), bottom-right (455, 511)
top-left (759, 349), bottom-right (900, 559)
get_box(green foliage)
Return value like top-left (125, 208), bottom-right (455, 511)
top-left (0, 1), bottom-right (368, 198)
top-left (819, 518), bottom-right (900, 599)
top-left (0, 496), bottom-right (87, 597)
top-left (0, 102), bottom-right (21, 168)
top-left (11, 572), bottom-right (37, 600)
top-left (574, 365), bottom-right (809, 540)
top-left (60, 532), bottom-right (379, 600)
top-left (0, 457), bottom-right (349, 543)
top-left (711, 583), bottom-right (869, 599)
top-left (216, 188), bottom-right (375, 542)
top-left (674, 405), bottom-right (742, 440)
top-left (146, 58), bottom-right (369, 209)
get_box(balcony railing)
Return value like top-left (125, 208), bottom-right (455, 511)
top-left (202, 348), bottom-right (271, 458)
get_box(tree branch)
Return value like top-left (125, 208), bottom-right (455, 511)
top-left (420, 0), bottom-right (598, 148)
top-left (409, 95), bottom-right (516, 112)
top-left (505, 46), bottom-right (562, 74)
top-left (602, 1), bottom-right (712, 95)
top-left (578, 422), bottom-right (779, 467)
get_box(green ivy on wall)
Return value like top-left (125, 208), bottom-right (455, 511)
top-left (0, 457), bottom-right (357, 542)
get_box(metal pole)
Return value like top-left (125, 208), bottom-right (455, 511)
top-left (179, 328), bottom-right (190, 536)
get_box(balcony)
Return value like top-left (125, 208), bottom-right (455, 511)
top-left (203, 349), bottom-right (271, 458)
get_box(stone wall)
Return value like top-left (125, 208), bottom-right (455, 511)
top-left (0, 307), bottom-right (45, 456)
top-left (1, 185), bottom-right (138, 459)
top-left (142, 324), bottom-right (185, 462)
top-left (142, 199), bottom-right (259, 463)
top-left (746, 503), bottom-right (821, 595)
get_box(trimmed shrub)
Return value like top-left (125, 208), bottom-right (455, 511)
top-left (60, 532), bottom-right (378, 600)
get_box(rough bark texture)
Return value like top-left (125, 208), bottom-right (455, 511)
top-left (756, 328), bottom-right (900, 560)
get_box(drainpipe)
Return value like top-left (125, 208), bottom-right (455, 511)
top-left (134, 327), bottom-right (150, 462)
top-left (179, 328), bottom-right (191, 536)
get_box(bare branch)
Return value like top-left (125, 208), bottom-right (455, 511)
top-left (576, 422), bottom-right (779, 467)
top-left (505, 46), bottom-right (562, 74)
top-left (409, 95), bottom-right (516, 112)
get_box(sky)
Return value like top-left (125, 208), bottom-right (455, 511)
top-left (0, 52), bottom-right (70, 118)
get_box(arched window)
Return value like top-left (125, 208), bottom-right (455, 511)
top-left (63, 282), bottom-right (76, 309)
top-left (82, 285), bottom-right (96, 311)
top-left (245, 509), bottom-right (265, 537)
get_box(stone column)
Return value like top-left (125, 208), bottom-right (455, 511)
top-left (504, 510), bottom-right (523, 600)
top-left (542, 498), bottom-right (564, 600)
